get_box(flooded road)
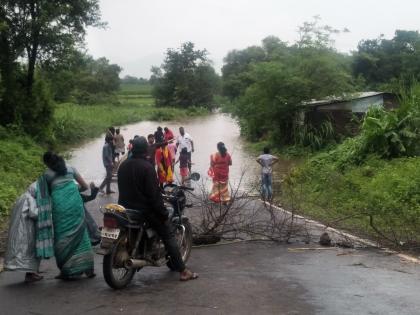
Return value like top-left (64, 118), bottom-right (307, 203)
top-left (3, 115), bottom-right (420, 315)
top-left (69, 113), bottom-right (293, 190)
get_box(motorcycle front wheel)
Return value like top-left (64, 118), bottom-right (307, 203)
top-left (103, 234), bottom-right (136, 289)
top-left (167, 220), bottom-right (193, 271)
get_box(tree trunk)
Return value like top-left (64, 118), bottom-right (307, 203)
top-left (27, 44), bottom-right (38, 95)
top-left (27, 1), bottom-right (39, 96)
top-left (0, 32), bottom-right (17, 125)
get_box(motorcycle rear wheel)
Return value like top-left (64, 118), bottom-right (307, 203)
top-left (103, 235), bottom-right (136, 289)
top-left (167, 220), bottom-right (193, 271)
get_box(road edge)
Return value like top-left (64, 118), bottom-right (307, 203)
top-left (263, 200), bottom-right (420, 264)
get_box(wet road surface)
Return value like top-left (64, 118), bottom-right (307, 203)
top-left (1, 114), bottom-right (420, 314)
top-left (1, 191), bottom-right (420, 315)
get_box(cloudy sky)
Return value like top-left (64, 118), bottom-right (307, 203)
top-left (85, 0), bottom-right (420, 78)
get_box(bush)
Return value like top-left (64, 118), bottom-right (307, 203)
top-left (284, 153), bottom-right (420, 247)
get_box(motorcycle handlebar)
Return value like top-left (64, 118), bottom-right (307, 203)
top-left (179, 185), bottom-right (194, 191)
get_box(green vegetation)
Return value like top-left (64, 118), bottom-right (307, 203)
top-left (151, 42), bottom-right (220, 109)
top-left (0, 127), bottom-right (44, 218)
top-left (118, 82), bottom-right (154, 106)
top-left (222, 18), bottom-right (355, 147)
top-left (284, 155), bottom-right (420, 248)
top-left (53, 102), bottom-right (207, 146)
top-left (283, 85), bottom-right (420, 248)
top-left (353, 30), bottom-right (420, 90)
top-left (46, 51), bottom-right (122, 104)
top-left (217, 18), bottom-right (420, 248)
top-left (0, 1), bottom-right (102, 137)
top-left (119, 83), bottom-right (153, 96)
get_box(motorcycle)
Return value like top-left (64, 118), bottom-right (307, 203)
top-left (97, 173), bottom-right (200, 289)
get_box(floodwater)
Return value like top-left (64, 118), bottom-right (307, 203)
top-left (68, 113), bottom-right (294, 190)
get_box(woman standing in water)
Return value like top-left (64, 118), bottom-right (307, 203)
top-left (155, 143), bottom-right (173, 188)
top-left (42, 152), bottom-right (95, 280)
top-left (209, 142), bottom-right (232, 203)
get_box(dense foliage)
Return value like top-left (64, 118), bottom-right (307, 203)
top-left (0, 0), bottom-right (102, 136)
top-left (151, 42), bottom-right (220, 109)
top-left (44, 50), bottom-right (122, 104)
top-left (0, 126), bottom-right (44, 217)
top-left (353, 30), bottom-right (420, 89)
top-left (284, 85), bottom-right (420, 247)
top-left (222, 19), bottom-right (355, 146)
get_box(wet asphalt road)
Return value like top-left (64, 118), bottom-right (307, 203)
top-left (1, 189), bottom-right (420, 315)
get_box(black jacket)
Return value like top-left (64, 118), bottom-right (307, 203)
top-left (117, 156), bottom-right (168, 221)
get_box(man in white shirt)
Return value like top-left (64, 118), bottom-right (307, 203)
top-left (176, 127), bottom-right (194, 172)
top-left (256, 147), bottom-right (279, 201)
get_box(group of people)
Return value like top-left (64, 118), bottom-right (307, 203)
top-left (4, 122), bottom-right (279, 284)
top-left (111, 125), bottom-right (235, 204)
top-left (105, 126), bottom-right (195, 190)
top-left (100, 124), bottom-right (279, 204)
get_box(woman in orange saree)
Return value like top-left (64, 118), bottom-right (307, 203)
top-left (155, 144), bottom-right (173, 188)
top-left (209, 142), bottom-right (232, 203)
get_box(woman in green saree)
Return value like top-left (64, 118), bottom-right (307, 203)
top-left (42, 152), bottom-right (95, 279)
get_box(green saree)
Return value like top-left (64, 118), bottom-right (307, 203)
top-left (48, 168), bottom-right (93, 277)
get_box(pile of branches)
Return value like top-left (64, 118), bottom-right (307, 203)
top-left (187, 173), bottom-right (310, 245)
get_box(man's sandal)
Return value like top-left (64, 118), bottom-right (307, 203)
top-left (24, 273), bottom-right (43, 283)
top-left (180, 269), bottom-right (199, 281)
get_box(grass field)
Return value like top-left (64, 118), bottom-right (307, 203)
top-left (118, 83), bottom-right (153, 96)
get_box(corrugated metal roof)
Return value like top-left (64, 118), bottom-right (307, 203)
top-left (301, 91), bottom-right (387, 108)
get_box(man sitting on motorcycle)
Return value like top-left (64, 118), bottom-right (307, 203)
top-left (117, 136), bottom-right (198, 281)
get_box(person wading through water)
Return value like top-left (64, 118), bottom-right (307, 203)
top-left (176, 127), bottom-right (194, 173)
top-left (114, 128), bottom-right (125, 161)
top-left (209, 142), bottom-right (232, 204)
top-left (99, 135), bottom-right (115, 194)
top-left (155, 142), bottom-right (174, 189)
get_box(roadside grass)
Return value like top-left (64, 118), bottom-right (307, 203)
top-left (0, 129), bottom-right (44, 217)
top-left (282, 152), bottom-right (420, 248)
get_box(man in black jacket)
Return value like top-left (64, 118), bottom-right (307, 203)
top-left (117, 136), bottom-right (198, 281)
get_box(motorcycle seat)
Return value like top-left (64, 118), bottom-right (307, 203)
top-left (125, 209), bottom-right (146, 223)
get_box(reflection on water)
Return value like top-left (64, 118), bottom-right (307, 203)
top-left (68, 114), bottom-right (295, 190)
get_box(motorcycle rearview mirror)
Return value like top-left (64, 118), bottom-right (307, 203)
top-left (190, 172), bottom-right (200, 181)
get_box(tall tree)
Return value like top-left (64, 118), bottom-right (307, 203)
top-left (44, 51), bottom-right (122, 103)
top-left (353, 30), bottom-right (420, 89)
top-left (151, 42), bottom-right (219, 108)
top-left (223, 18), bottom-right (354, 145)
top-left (0, 0), bottom-right (102, 130)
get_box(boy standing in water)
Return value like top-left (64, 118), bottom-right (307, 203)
top-left (256, 147), bottom-right (279, 201)
top-left (176, 148), bottom-right (190, 184)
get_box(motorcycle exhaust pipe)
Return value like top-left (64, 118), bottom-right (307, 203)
top-left (125, 259), bottom-right (148, 269)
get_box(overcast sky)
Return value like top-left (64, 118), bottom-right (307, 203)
top-left (85, 0), bottom-right (420, 78)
